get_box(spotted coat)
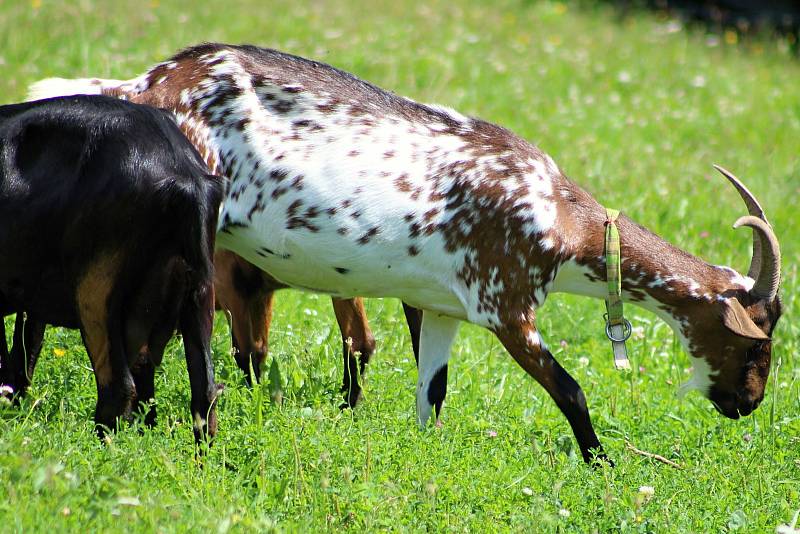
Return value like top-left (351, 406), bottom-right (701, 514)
top-left (28, 43), bottom-right (782, 465)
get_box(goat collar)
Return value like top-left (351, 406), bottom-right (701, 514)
top-left (604, 208), bottom-right (632, 370)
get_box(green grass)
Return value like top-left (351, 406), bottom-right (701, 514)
top-left (1, 0), bottom-right (799, 531)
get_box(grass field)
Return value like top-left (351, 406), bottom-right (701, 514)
top-left (1, 0), bottom-right (799, 531)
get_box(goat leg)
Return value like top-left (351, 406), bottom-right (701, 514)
top-left (332, 297), bottom-right (376, 409)
top-left (0, 317), bottom-right (8, 396)
top-left (5, 313), bottom-right (46, 400)
top-left (416, 312), bottom-right (459, 427)
top-left (214, 252), bottom-right (273, 385)
top-left (180, 280), bottom-right (220, 446)
top-left (404, 303), bottom-right (451, 421)
top-left (494, 321), bottom-right (611, 467)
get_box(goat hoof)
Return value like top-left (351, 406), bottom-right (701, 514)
top-left (338, 390), bottom-right (362, 410)
top-left (339, 382), bottom-right (363, 409)
top-left (338, 397), bottom-right (360, 410)
top-left (590, 453), bottom-right (614, 469)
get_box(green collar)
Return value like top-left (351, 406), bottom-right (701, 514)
top-left (604, 208), bottom-right (632, 370)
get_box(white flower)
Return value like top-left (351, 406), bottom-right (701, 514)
top-left (521, 487), bottom-right (533, 496)
top-left (559, 509), bottom-right (570, 518)
top-left (631, 326), bottom-right (645, 340)
top-left (638, 486), bottom-right (655, 496)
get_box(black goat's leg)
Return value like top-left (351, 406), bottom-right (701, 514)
top-left (6, 313), bottom-right (46, 399)
top-left (180, 280), bottom-right (220, 446)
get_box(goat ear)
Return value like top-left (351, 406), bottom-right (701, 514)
top-left (720, 298), bottom-right (769, 340)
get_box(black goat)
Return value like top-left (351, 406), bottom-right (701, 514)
top-left (0, 95), bottom-right (223, 444)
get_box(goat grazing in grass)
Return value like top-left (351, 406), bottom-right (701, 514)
top-left (28, 62), bottom-right (383, 410)
top-left (0, 95), bottom-right (223, 444)
top-left (30, 43), bottom-right (782, 463)
top-left (1, 247), bottom-right (379, 410)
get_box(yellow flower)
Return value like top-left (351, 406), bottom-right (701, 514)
top-left (53, 348), bottom-right (66, 357)
top-left (724, 30), bottom-right (738, 45)
top-left (31, 0), bottom-right (42, 9)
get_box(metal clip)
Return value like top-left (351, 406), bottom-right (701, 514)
top-left (604, 315), bottom-right (632, 343)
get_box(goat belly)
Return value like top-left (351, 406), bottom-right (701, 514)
top-left (216, 197), bottom-right (469, 318)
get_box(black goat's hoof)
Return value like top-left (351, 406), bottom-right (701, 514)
top-left (339, 391), bottom-right (362, 410)
top-left (590, 454), bottom-right (614, 469)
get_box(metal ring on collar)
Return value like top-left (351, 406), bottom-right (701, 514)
top-left (605, 318), bottom-right (633, 342)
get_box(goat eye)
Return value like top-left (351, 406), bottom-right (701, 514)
top-left (746, 341), bottom-right (770, 362)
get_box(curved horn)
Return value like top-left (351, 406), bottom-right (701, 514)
top-left (714, 164), bottom-right (767, 221)
top-left (733, 215), bottom-right (781, 300)
top-left (714, 164), bottom-right (771, 282)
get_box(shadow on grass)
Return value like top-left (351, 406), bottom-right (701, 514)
top-left (578, 0), bottom-right (800, 53)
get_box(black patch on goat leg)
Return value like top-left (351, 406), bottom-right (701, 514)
top-left (427, 364), bottom-right (448, 418)
top-left (402, 302), bottom-right (423, 365)
top-left (549, 353), bottom-right (612, 467)
top-left (340, 338), bottom-right (362, 410)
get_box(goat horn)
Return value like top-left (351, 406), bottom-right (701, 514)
top-left (714, 164), bottom-right (767, 221)
top-left (714, 165), bottom-right (780, 296)
top-left (732, 215), bottom-right (780, 300)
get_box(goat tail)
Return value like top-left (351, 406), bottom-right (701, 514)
top-left (166, 173), bottom-right (225, 290)
top-left (27, 76), bottom-right (138, 102)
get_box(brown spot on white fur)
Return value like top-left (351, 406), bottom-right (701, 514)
top-left (32, 43), bottom-right (783, 463)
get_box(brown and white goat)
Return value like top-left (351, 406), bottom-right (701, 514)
top-left (26, 59), bottom-right (385, 410)
top-left (211, 251), bottom-right (379, 407)
top-left (30, 43), bottom-right (782, 464)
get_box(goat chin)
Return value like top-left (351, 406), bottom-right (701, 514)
top-left (678, 374), bottom-right (711, 399)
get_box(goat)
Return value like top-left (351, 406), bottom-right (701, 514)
top-left (28, 71), bottom-right (385, 411)
top-left (0, 95), bottom-right (223, 444)
top-left (1, 250), bottom-right (380, 409)
top-left (30, 43), bottom-right (782, 464)
top-left (211, 251), bottom-right (380, 407)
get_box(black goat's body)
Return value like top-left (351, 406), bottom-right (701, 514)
top-left (0, 96), bottom-right (222, 442)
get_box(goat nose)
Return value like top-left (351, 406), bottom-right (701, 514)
top-left (738, 396), bottom-right (757, 417)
